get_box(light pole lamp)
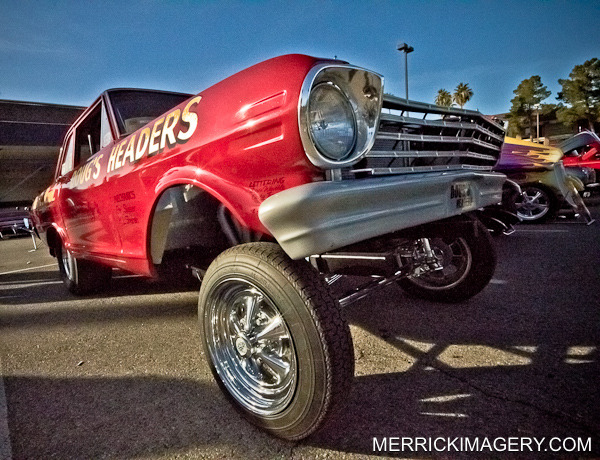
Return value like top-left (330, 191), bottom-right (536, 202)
top-left (397, 42), bottom-right (414, 100)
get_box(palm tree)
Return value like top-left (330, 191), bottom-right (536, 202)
top-left (435, 89), bottom-right (453, 107)
top-left (453, 83), bottom-right (473, 109)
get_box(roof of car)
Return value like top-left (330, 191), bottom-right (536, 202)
top-left (559, 131), bottom-right (600, 153)
top-left (104, 88), bottom-right (194, 97)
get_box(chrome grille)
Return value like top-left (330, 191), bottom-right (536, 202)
top-left (343, 95), bottom-right (505, 179)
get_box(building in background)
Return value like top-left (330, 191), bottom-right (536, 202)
top-left (0, 99), bottom-right (83, 207)
top-left (495, 110), bottom-right (598, 147)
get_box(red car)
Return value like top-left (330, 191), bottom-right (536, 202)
top-left (561, 131), bottom-right (600, 172)
top-left (33, 54), bottom-right (507, 440)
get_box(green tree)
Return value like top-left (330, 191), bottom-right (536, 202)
top-left (508, 76), bottom-right (551, 139)
top-left (506, 116), bottom-right (525, 138)
top-left (453, 83), bottom-right (473, 109)
top-left (556, 58), bottom-right (600, 132)
top-left (435, 89), bottom-right (453, 107)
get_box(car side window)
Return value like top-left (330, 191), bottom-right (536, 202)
top-left (100, 102), bottom-right (113, 149)
top-left (75, 103), bottom-right (102, 166)
top-left (60, 134), bottom-right (75, 177)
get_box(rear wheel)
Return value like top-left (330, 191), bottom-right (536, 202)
top-left (398, 217), bottom-right (496, 303)
top-left (57, 240), bottom-right (112, 295)
top-left (199, 242), bottom-right (353, 440)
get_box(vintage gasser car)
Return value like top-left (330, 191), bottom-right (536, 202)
top-left (33, 54), bottom-right (507, 440)
top-left (496, 137), bottom-right (593, 222)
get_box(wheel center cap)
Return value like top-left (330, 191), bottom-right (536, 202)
top-left (235, 337), bottom-right (252, 357)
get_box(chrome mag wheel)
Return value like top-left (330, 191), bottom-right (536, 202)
top-left (410, 237), bottom-right (472, 290)
top-left (398, 216), bottom-right (496, 302)
top-left (57, 239), bottom-right (111, 295)
top-left (199, 242), bottom-right (353, 440)
top-left (61, 247), bottom-right (76, 282)
top-left (516, 186), bottom-right (551, 221)
top-left (204, 278), bottom-right (297, 416)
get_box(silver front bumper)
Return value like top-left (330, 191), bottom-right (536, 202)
top-left (259, 171), bottom-right (506, 259)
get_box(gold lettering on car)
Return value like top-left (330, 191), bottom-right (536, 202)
top-left (115, 141), bottom-right (126, 169)
top-left (105, 95), bottom-right (202, 174)
top-left (123, 136), bottom-right (136, 165)
top-left (92, 154), bottom-right (103, 179)
top-left (161, 109), bottom-right (181, 151)
top-left (177, 96), bottom-right (201, 142)
top-left (148, 116), bottom-right (165, 157)
top-left (107, 144), bottom-right (120, 172)
top-left (135, 127), bottom-right (150, 160)
top-left (84, 161), bottom-right (92, 182)
top-left (70, 154), bottom-right (104, 187)
top-left (44, 187), bottom-right (56, 203)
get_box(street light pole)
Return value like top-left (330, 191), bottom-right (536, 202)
top-left (397, 42), bottom-right (414, 100)
top-left (533, 103), bottom-right (541, 142)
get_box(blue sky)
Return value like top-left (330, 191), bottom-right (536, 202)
top-left (0, 0), bottom-right (598, 115)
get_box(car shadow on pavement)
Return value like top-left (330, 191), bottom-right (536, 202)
top-left (309, 212), bottom-right (600, 457)
top-left (4, 282), bottom-right (598, 459)
top-left (307, 272), bottom-right (600, 457)
top-left (5, 305), bottom-right (599, 460)
top-left (0, 268), bottom-right (200, 307)
top-left (0, 270), bottom-right (200, 332)
top-left (4, 375), bottom-right (285, 459)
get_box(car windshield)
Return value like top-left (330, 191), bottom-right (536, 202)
top-left (107, 89), bottom-right (193, 136)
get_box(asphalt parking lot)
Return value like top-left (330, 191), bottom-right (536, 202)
top-left (1, 203), bottom-right (599, 459)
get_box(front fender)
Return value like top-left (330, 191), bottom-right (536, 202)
top-left (153, 165), bottom-right (254, 231)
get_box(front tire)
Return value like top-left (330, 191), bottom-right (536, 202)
top-left (398, 217), bottom-right (496, 303)
top-left (57, 240), bottom-right (112, 295)
top-left (198, 242), bottom-right (353, 440)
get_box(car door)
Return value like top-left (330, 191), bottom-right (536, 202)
top-left (102, 89), bottom-right (195, 265)
top-left (59, 99), bottom-right (122, 258)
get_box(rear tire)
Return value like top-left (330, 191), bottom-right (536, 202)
top-left (57, 240), bottom-right (112, 295)
top-left (398, 217), bottom-right (496, 303)
top-left (198, 242), bottom-right (353, 440)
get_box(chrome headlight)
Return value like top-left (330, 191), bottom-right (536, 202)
top-left (299, 63), bottom-right (384, 169)
top-left (308, 83), bottom-right (356, 161)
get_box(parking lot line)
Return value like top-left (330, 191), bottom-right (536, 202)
top-left (0, 355), bottom-right (13, 460)
top-left (0, 280), bottom-right (62, 288)
top-left (0, 263), bottom-right (56, 276)
top-left (516, 228), bottom-right (569, 233)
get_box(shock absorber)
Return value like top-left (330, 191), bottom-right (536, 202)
top-left (411, 238), bottom-right (443, 276)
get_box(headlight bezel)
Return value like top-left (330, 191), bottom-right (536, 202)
top-left (298, 63), bottom-right (384, 170)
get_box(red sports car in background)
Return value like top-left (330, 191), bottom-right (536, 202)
top-left (561, 131), bottom-right (600, 172)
